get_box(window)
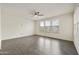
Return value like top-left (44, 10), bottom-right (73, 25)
top-left (51, 20), bottom-right (59, 32)
top-left (45, 20), bottom-right (51, 26)
top-left (40, 21), bottom-right (45, 32)
top-left (45, 20), bottom-right (51, 32)
top-left (52, 20), bottom-right (59, 26)
top-left (39, 19), bottom-right (59, 33)
top-left (40, 21), bottom-right (44, 27)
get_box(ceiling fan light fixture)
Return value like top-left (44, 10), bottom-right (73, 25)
top-left (34, 15), bottom-right (38, 17)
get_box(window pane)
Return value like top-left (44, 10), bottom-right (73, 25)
top-left (45, 20), bottom-right (51, 26)
top-left (51, 19), bottom-right (59, 33)
top-left (40, 21), bottom-right (44, 26)
top-left (52, 20), bottom-right (59, 26)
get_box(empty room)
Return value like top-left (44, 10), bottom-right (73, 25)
top-left (0, 3), bottom-right (79, 55)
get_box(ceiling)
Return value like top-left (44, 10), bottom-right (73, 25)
top-left (2, 3), bottom-right (75, 20)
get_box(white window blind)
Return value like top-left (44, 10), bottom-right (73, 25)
top-left (51, 20), bottom-right (59, 32)
top-left (39, 19), bottom-right (59, 33)
top-left (52, 20), bottom-right (59, 26)
top-left (40, 21), bottom-right (45, 32)
top-left (45, 20), bottom-right (51, 26)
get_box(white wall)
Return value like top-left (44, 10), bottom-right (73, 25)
top-left (1, 4), bottom-right (34, 40)
top-left (0, 4), bottom-right (1, 49)
top-left (74, 6), bottom-right (79, 54)
top-left (35, 13), bottom-right (73, 41)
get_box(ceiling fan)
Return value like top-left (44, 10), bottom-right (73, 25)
top-left (29, 9), bottom-right (44, 17)
top-left (34, 11), bottom-right (43, 17)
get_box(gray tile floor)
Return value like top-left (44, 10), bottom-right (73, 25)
top-left (0, 35), bottom-right (78, 55)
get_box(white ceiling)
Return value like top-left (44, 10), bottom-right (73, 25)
top-left (2, 3), bottom-right (75, 20)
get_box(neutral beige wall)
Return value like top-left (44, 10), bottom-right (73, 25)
top-left (1, 5), bottom-right (35, 40)
top-left (74, 6), bottom-right (79, 54)
top-left (35, 13), bottom-right (73, 41)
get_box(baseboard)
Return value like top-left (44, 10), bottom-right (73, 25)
top-left (2, 34), bottom-right (34, 40)
top-left (2, 34), bottom-right (73, 42)
top-left (35, 34), bottom-right (73, 42)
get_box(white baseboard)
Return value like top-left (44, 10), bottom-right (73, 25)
top-left (2, 34), bottom-right (34, 40)
top-left (35, 34), bottom-right (73, 42)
